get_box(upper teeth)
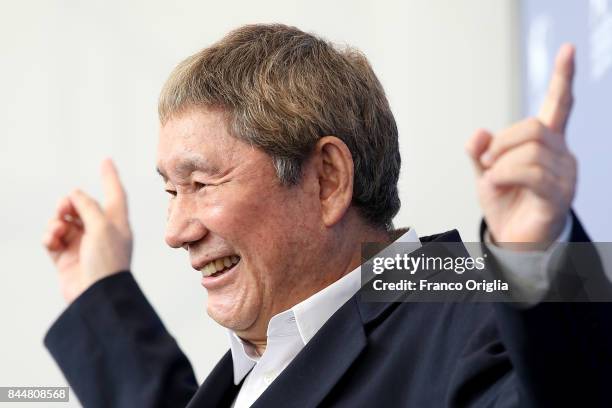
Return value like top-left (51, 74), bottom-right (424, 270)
top-left (200, 255), bottom-right (239, 277)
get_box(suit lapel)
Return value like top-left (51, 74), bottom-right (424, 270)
top-left (358, 229), bottom-right (464, 324)
top-left (186, 351), bottom-right (241, 408)
top-left (252, 297), bottom-right (366, 408)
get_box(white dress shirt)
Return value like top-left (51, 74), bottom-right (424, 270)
top-left (229, 223), bottom-right (572, 407)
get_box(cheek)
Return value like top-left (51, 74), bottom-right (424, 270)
top-left (203, 184), bottom-right (322, 277)
top-left (199, 187), bottom-right (289, 240)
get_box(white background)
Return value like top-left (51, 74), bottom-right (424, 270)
top-left (0, 1), bottom-right (520, 406)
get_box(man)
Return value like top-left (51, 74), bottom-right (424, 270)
top-left (42, 24), bottom-right (611, 407)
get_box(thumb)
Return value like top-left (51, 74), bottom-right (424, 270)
top-left (465, 128), bottom-right (493, 176)
top-left (69, 189), bottom-right (104, 229)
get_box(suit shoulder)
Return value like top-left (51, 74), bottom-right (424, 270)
top-left (419, 229), bottom-right (463, 243)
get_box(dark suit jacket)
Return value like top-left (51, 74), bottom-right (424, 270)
top-left (44, 213), bottom-right (612, 407)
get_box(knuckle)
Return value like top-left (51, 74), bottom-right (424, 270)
top-left (526, 117), bottom-right (542, 133)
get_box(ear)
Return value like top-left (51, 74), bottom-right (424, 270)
top-left (312, 136), bottom-right (354, 227)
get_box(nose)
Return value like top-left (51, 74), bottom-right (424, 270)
top-left (165, 196), bottom-right (208, 249)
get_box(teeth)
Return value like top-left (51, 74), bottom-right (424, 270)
top-left (200, 255), bottom-right (240, 277)
top-left (205, 264), bottom-right (215, 276)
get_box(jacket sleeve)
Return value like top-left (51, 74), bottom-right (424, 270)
top-left (44, 271), bottom-right (198, 408)
top-left (482, 211), bottom-right (612, 407)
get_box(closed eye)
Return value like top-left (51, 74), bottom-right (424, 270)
top-left (165, 182), bottom-right (207, 197)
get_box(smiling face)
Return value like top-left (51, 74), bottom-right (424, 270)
top-left (156, 107), bottom-right (333, 338)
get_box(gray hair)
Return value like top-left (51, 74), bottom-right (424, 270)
top-left (159, 23), bottom-right (401, 230)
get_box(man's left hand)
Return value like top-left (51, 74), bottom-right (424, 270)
top-left (466, 44), bottom-right (577, 248)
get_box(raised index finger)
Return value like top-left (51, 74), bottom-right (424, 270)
top-left (101, 158), bottom-right (129, 226)
top-left (538, 43), bottom-right (575, 135)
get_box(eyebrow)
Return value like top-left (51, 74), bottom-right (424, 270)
top-left (156, 156), bottom-right (220, 182)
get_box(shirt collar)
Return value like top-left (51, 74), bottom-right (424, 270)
top-left (228, 228), bottom-right (421, 384)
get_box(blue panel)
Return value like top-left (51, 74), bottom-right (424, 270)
top-left (521, 0), bottom-right (612, 240)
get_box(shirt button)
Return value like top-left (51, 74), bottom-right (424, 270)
top-left (263, 372), bottom-right (276, 385)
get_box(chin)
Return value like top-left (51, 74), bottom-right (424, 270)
top-left (206, 296), bottom-right (256, 332)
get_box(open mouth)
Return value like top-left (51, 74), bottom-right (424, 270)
top-left (200, 255), bottom-right (240, 278)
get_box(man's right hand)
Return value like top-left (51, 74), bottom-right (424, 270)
top-left (42, 158), bottom-right (133, 304)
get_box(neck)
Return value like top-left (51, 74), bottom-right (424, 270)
top-left (250, 338), bottom-right (267, 357)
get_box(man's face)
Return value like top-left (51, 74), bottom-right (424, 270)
top-left (156, 108), bottom-right (325, 334)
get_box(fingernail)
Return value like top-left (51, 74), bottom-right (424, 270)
top-left (480, 152), bottom-right (492, 166)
